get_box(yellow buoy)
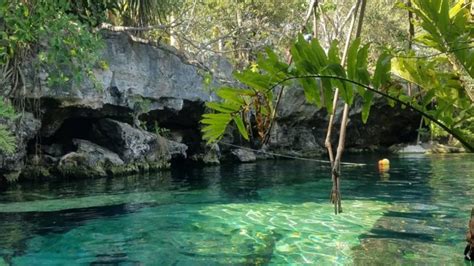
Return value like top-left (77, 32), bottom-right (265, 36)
top-left (378, 158), bottom-right (390, 172)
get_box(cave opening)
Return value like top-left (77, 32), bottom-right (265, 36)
top-left (30, 117), bottom-right (99, 157)
top-left (140, 100), bottom-right (206, 158)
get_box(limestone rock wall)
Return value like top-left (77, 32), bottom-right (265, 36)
top-left (267, 86), bottom-right (420, 155)
top-left (0, 30), bottom-right (420, 183)
top-left (1, 31), bottom-right (215, 182)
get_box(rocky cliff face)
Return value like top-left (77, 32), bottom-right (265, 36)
top-left (0, 113), bottom-right (41, 182)
top-left (0, 31), bottom-right (420, 183)
top-left (267, 87), bottom-right (420, 156)
top-left (1, 31), bottom-right (215, 182)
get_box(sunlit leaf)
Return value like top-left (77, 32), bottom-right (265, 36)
top-left (372, 52), bottom-right (392, 89)
top-left (233, 115), bottom-right (249, 140)
top-left (346, 38), bottom-right (361, 80)
top-left (361, 91), bottom-right (374, 124)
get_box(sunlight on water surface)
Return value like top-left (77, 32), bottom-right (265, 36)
top-left (0, 154), bottom-right (472, 265)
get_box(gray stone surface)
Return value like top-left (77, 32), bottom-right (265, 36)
top-left (41, 143), bottom-right (64, 157)
top-left (24, 31), bottom-right (213, 113)
top-left (0, 112), bottom-right (41, 182)
top-left (202, 143), bottom-right (221, 164)
top-left (57, 139), bottom-right (124, 178)
top-left (10, 31), bottom-right (215, 180)
top-left (91, 118), bottom-right (161, 163)
top-left (73, 139), bottom-right (124, 166)
top-left (271, 87), bottom-right (421, 154)
top-left (230, 149), bottom-right (257, 163)
top-left (389, 144), bottom-right (427, 154)
top-left (158, 135), bottom-right (188, 159)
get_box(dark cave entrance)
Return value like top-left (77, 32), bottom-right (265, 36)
top-left (140, 100), bottom-right (206, 158)
top-left (28, 117), bottom-right (99, 157)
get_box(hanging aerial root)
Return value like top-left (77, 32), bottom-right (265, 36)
top-left (330, 168), bottom-right (342, 214)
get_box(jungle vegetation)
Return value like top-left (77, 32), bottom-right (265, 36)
top-left (0, 0), bottom-right (473, 163)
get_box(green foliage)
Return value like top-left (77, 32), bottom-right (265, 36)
top-left (0, 0), bottom-right (106, 152)
top-left (0, 98), bottom-right (17, 154)
top-left (153, 121), bottom-right (170, 137)
top-left (131, 96), bottom-right (151, 114)
top-left (70, 0), bottom-right (119, 26)
top-left (393, 0), bottom-right (474, 147)
top-left (0, 0), bottom-right (105, 91)
top-left (201, 34), bottom-right (393, 145)
top-left (201, 47), bottom-right (284, 144)
top-left (397, 0), bottom-right (474, 99)
top-left (392, 57), bottom-right (473, 122)
top-left (201, 20), bottom-right (473, 150)
top-left (157, 0), bottom-right (308, 66)
top-left (289, 35), bottom-right (391, 118)
top-left (0, 125), bottom-right (15, 154)
top-left (201, 87), bottom-right (254, 143)
top-left (0, 98), bottom-right (16, 120)
top-left (117, 0), bottom-right (182, 27)
top-left (200, 0), bottom-right (474, 150)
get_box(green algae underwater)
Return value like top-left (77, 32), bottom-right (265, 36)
top-left (0, 154), bottom-right (473, 265)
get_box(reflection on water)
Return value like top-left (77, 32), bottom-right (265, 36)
top-left (0, 154), bottom-right (473, 265)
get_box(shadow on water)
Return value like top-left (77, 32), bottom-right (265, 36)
top-left (0, 202), bottom-right (156, 263)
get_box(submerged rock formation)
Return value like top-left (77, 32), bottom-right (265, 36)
top-left (0, 30), bottom-right (421, 183)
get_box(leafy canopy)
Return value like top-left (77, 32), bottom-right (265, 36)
top-left (393, 0), bottom-right (474, 145)
top-left (200, 0), bottom-right (474, 151)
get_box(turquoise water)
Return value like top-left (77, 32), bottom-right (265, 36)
top-left (0, 154), bottom-right (473, 265)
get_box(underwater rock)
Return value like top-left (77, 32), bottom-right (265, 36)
top-left (389, 144), bottom-right (427, 154)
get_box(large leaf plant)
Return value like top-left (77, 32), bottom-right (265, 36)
top-left (201, 0), bottom-right (474, 152)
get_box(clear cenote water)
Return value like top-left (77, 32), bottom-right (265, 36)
top-left (0, 154), bottom-right (473, 265)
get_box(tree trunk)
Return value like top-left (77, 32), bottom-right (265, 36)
top-left (312, 1), bottom-right (318, 38)
top-left (407, 0), bottom-right (415, 50)
top-left (328, 0), bottom-right (367, 214)
top-left (447, 53), bottom-right (474, 102)
top-left (169, 12), bottom-right (178, 48)
top-left (325, 0), bottom-right (361, 187)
